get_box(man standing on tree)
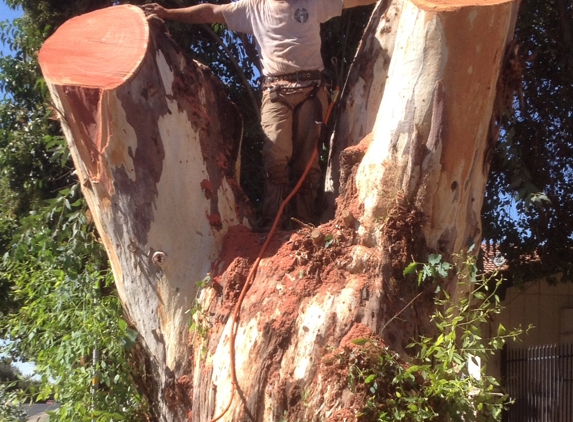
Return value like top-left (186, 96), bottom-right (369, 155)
top-left (142, 0), bottom-right (376, 230)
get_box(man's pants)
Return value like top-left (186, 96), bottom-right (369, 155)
top-left (260, 84), bottom-right (329, 227)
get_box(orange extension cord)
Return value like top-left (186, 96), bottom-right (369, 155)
top-left (209, 88), bottom-right (339, 422)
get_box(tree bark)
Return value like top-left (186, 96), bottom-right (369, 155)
top-left (324, 0), bottom-right (404, 219)
top-left (39, 1), bottom-right (519, 421)
top-left (39, 6), bottom-right (247, 420)
top-left (356, 0), bottom-right (519, 246)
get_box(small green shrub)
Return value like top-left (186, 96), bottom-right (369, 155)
top-left (1, 184), bottom-right (149, 421)
top-left (349, 253), bottom-right (527, 421)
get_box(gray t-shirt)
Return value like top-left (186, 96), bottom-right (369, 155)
top-left (221, 0), bottom-right (344, 77)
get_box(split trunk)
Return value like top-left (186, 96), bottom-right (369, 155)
top-left (39, 1), bottom-right (519, 420)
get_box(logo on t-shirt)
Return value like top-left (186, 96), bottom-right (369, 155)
top-left (294, 8), bottom-right (309, 23)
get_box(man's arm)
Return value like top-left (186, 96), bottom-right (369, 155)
top-left (141, 3), bottom-right (226, 24)
top-left (343, 0), bottom-right (377, 8)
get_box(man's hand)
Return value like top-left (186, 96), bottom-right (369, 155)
top-left (141, 3), bottom-right (168, 19)
top-left (140, 3), bottom-right (226, 24)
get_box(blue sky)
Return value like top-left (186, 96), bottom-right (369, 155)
top-left (0, 1), bottom-right (23, 56)
top-left (0, 1), bottom-right (22, 22)
top-left (0, 340), bottom-right (36, 377)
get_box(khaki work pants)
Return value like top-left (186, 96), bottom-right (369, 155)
top-left (260, 84), bottom-right (329, 227)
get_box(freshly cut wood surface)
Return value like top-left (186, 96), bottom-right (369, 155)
top-left (412, 0), bottom-right (513, 10)
top-left (38, 5), bottom-right (148, 89)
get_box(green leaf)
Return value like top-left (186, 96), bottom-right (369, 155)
top-left (403, 262), bottom-right (418, 276)
top-left (351, 338), bottom-right (370, 346)
top-left (428, 254), bottom-right (442, 265)
top-left (437, 264), bottom-right (450, 278)
top-left (119, 327), bottom-right (139, 350)
top-left (364, 374), bottom-right (376, 384)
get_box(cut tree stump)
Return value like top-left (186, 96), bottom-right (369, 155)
top-left (39, 5), bottom-right (248, 420)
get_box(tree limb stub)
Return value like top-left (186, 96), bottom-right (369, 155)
top-left (39, 6), bottom-right (149, 90)
top-left (355, 0), bottom-right (519, 254)
top-left (39, 5), bottom-right (248, 420)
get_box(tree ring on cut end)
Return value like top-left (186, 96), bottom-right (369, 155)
top-left (38, 5), bottom-right (149, 90)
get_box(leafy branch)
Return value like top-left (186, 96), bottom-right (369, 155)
top-left (347, 253), bottom-right (528, 421)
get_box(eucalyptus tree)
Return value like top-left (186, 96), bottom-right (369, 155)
top-left (3, 0), bottom-right (573, 420)
top-left (37, 0), bottom-right (521, 420)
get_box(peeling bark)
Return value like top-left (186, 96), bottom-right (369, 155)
top-left (39, 1), bottom-right (519, 421)
top-left (39, 6), bottom-right (247, 420)
top-left (324, 0), bottom-right (404, 219)
top-left (356, 0), bottom-right (519, 252)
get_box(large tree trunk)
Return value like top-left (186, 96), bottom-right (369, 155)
top-left (39, 1), bottom-right (519, 421)
top-left (39, 6), bottom-right (248, 420)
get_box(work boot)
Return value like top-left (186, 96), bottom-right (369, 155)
top-left (260, 180), bottom-right (288, 231)
top-left (292, 173), bottom-right (317, 226)
top-left (293, 191), bottom-right (316, 225)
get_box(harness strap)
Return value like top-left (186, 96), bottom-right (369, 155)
top-left (268, 81), bottom-right (322, 114)
top-left (264, 70), bottom-right (323, 83)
